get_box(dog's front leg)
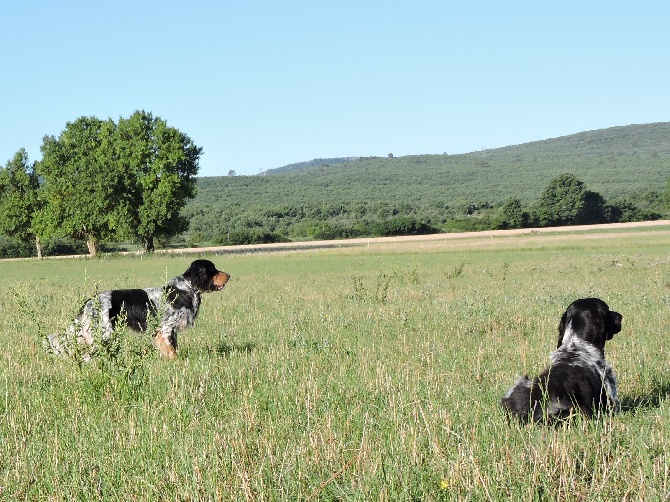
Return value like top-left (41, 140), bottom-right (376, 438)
top-left (155, 329), bottom-right (177, 359)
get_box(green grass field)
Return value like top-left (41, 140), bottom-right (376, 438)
top-left (2, 228), bottom-right (670, 500)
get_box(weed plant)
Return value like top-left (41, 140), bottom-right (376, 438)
top-left (1, 229), bottom-right (669, 499)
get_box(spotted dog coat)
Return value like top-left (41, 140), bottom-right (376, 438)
top-left (47, 259), bottom-right (229, 359)
top-left (501, 298), bottom-right (623, 424)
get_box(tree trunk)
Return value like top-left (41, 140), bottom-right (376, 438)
top-left (86, 236), bottom-right (97, 256)
top-left (144, 235), bottom-right (155, 253)
top-left (35, 235), bottom-right (43, 260)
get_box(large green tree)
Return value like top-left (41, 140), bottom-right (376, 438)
top-left (35, 116), bottom-right (124, 256)
top-left (0, 149), bottom-right (44, 258)
top-left (535, 173), bottom-right (606, 227)
top-left (115, 111), bottom-right (202, 252)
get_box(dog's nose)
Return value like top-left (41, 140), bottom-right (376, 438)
top-left (214, 272), bottom-right (230, 288)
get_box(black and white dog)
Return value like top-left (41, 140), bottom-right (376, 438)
top-left (47, 259), bottom-right (230, 359)
top-left (501, 298), bottom-right (623, 424)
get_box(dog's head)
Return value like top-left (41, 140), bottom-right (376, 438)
top-left (183, 259), bottom-right (230, 293)
top-left (557, 298), bottom-right (622, 354)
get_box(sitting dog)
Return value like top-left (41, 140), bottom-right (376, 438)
top-left (501, 298), bottom-right (622, 424)
top-left (47, 259), bottom-right (229, 359)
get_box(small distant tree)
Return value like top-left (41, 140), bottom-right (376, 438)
top-left (115, 111), bottom-right (202, 252)
top-left (536, 174), bottom-right (585, 226)
top-left (581, 190), bottom-right (607, 224)
top-left (228, 170), bottom-right (236, 177)
top-left (605, 198), bottom-right (661, 222)
top-left (496, 197), bottom-right (528, 229)
top-left (36, 116), bottom-right (122, 256)
top-left (0, 149), bottom-right (43, 258)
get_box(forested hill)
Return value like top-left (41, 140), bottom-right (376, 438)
top-left (263, 157), bottom-right (360, 174)
top-left (184, 122), bottom-right (670, 245)
top-left (259, 122), bottom-right (670, 190)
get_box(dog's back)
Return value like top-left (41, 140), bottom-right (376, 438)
top-left (106, 289), bottom-right (160, 332)
top-left (501, 337), bottom-right (619, 423)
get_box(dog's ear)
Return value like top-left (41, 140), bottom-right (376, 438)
top-left (605, 310), bottom-right (622, 340)
top-left (557, 311), bottom-right (568, 347)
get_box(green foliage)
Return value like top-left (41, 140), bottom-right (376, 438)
top-left (304, 217), bottom-right (438, 242)
top-left (36, 116), bottom-right (122, 255)
top-left (349, 273), bottom-right (393, 304)
top-left (606, 198), bottom-right (662, 223)
top-left (309, 221), bottom-right (361, 240)
top-left (75, 309), bottom-right (154, 403)
top-left (0, 237), bottom-right (89, 259)
top-left (185, 123), bottom-right (670, 244)
top-left (368, 216), bottom-right (438, 236)
top-left (495, 197), bottom-right (528, 229)
top-left (0, 237), bottom-right (34, 258)
top-left (212, 228), bottom-right (288, 246)
top-left (3, 122), bottom-right (669, 258)
top-left (25, 112), bottom-right (202, 255)
top-left (445, 262), bottom-right (466, 279)
top-left (115, 111), bottom-right (202, 251)
top-left (534, 173), bottom-right (606, 226)
top-left (0, 149), bottom-right (42, 255)
top-left (263, 156), bottom-right (360, 174)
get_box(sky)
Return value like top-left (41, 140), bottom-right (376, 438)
top-left (2, 1), bottom-right (669, 177)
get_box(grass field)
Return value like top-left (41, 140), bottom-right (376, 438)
top-left (2, 228), bottom-right (670, 500)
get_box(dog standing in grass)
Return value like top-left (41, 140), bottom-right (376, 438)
top-left (501, 298), bottom-right (623, 424)
top-left (47, 259), bottom-right (230, 359)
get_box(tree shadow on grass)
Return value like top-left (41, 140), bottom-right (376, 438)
top-left (620, 375), bottom-right (670, 413)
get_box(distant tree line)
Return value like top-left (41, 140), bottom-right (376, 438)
top-left (0, 111), bottom-right (201, 258)
top-left (184, 173), bottom-right (668, 247)
top-left (2, 124), bottom-right (670, 257)
top-left (495, 173), bottom-right (663, 230)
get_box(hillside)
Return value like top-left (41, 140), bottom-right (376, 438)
top-left (184, 122), bottom-right (670, 244)
top-left (263, 157), bottom-right (360, 174)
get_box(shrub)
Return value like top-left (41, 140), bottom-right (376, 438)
top-left (309, 222), bottom-right (362, 240)
top-left (368, 217), bottom-right (439, 237)
top-left (0, 236), bottom-right (88, 258)
top-left (212, 229), bottom-right (289, 246)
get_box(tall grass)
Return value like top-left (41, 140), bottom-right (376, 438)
top-left (1, 229), bottom-right (669, 500)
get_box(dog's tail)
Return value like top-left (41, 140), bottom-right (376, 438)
top-left (43, 321), bottom-right (82, 358)
top-left (501, 376), bottom-right (533, 422)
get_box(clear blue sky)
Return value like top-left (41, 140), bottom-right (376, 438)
top-left (3, 1), bottom-right (669, 176)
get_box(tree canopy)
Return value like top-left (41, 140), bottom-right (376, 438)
top-left (495, 197), bottom-right (528, 230)
top-left (32, 112), bottom-right (202, 255)
top-left (115, 111), bottom-right (202, 252)
top-left (535, 173), bottom-right (607, 226)
top-left (36, 117), bottom-right (122, 255)
top-left (0, 149), bottom-right (43, 257)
